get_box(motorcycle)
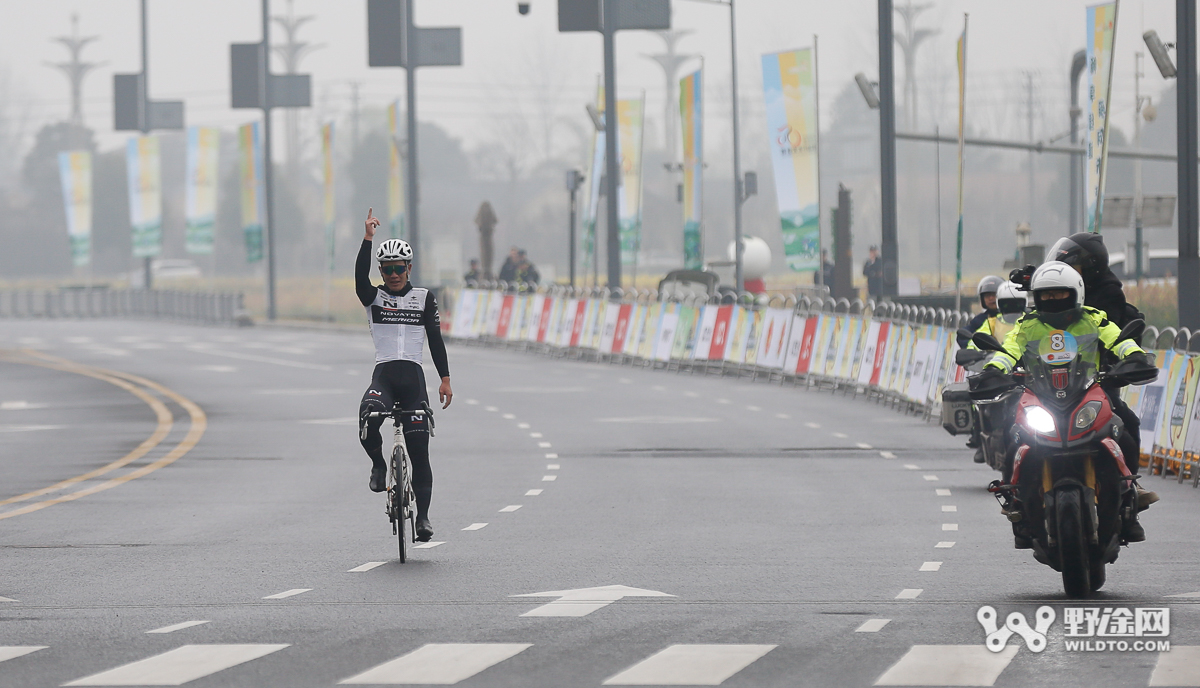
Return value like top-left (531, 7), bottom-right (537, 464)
top-left (968, 322), bottom-right (1156, 598)
top-left (946, 342), bottom-right (1020, 482)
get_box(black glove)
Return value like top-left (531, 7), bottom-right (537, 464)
top-left (969, 368), bottom-right (1014, 399)
top-left (1123, 351), bottom-right (1150, 366)
top-left (1008, 265), bottom-right (1036, 291)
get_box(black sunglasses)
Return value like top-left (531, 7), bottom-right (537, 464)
top-left (381, 264), bottom-right (409, 275)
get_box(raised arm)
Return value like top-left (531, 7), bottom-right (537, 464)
top-left (357, 208), bottom-right (380, 307)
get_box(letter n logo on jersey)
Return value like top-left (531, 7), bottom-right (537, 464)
top-left (1051, 368), bottom-right (1069, 390)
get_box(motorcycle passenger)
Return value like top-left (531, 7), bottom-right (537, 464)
top-left (974, 261), bottom-right (1154, 542)
top-left (357, 208), bottom-right (453, 543)
top-left (956, 275), bottom-right (1004, 349)
top-left (1042, 233), bottom-right (1156, 507)
top-left (963, 281), bottom-right (1028, 463)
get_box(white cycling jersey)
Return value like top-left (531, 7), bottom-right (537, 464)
top-left (365, 285), bottom-right (438, 365)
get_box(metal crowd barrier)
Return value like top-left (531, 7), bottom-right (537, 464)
top-left (0, 289), bottom-right (248, 325)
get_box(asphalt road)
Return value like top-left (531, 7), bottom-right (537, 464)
top-left (2, 319), bottom-right (1200, 688)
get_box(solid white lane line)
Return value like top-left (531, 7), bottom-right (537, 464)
top-left (348, 562), bottom-right (387, 573)
top-left (542, 475), bottom-right (557, 481)
top-left (530, 432), bottom-right (543, 438)
top-left (857, 443), bottom-right (874, 449)
top-left (920, 562), bottom-right (942, 572)
top-left (547, 464), bottom-right (560, 470)
top-left (525, 489), bottom-right (543, 496)
top-left (0, 646), bottom-right (47, 663)
top-left (880, 451), bottom-right (897, 458)
top-left (545, 453), bottom-right (558, 459)
top-left (145, 620), bottom-right (210, 634)
top-left (936, 489), bottom-right (951, 496)
top-left (499, 505), bottom-right (522, 512)
top-left (537, 442), bottom-right (552, 448)
top-left (339, 643), bottom-right (531, 685)
top-left (923, 475), bottom-right (940, 481)
top-left (603, 644), bottom-right (776, 686)
top-left (855, 619), bottom-right (891, 633)
top-left (1149, 645), bottom-right (1200, 686)
top-left (0, 425), bottom-right (65, 433)
top-left (805, 422), bottom-right (820, 428)
top-left (1, 401), bottom-right (47, 410)
top-left (517, 423), bottom-right (530, 428)
top-left (942, 505), bottom-right (958, 512)
top-left (895, 589), bottom-right (923, 599)
top-left (262, 589), bottom-right (310, 600)
top-left (874, 645), bottom-right (1018, 687)
top-left (943, 524), bottom-right (959, 531)
top-left (935, 542), bottom-right (956, 549)
top-left (903, 464), bottom-right (920, 470)
top-left (412, 541), bottom-right (444, 549)
top-left (463, 523), bottom-right (488, 531)
top-left (64, 644), bottom-right (289, 686)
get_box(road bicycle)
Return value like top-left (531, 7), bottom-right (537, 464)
top-left (364, 401), bottom-right (434, 562)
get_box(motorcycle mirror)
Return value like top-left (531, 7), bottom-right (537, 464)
top-left (957, 327), bottom-right (975, 341)
top-left (954, 349), bottom-right (984, 365)
top-left (1116, 318), bottom-right (1145, 344)
top-left (971, 331), bottom-right (1005, 352)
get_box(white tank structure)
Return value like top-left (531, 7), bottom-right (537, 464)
top-left (726, 237), bottom-right (772, 281)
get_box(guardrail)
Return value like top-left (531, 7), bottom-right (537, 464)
top-left (0, 289), bottom-right (248, 325)
top-left (441, 285), bottom-right (1196, 490)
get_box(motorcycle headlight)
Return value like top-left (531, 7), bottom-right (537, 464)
top-left (1074, 401), bottom-right (1102, 430)
top-left (1025, 405), bottom-right (1056, 434)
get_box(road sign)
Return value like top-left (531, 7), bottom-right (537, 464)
top-left (367, 0), bottom-right (406, 66)
top-left (230, 43), bottom-right (312, 109)
top-left (415, 27), bottom-right (463, 67)
top-left (113, 73), bottom-right (184, 131)
top-left (512, 584), bottom-right (674, 617)
top-left (558, 0), bottom-right (669, 32)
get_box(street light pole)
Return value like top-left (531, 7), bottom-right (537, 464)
top-left (1069, 50), bottom-right (1086, 234)
top-left (729, 0), bottom-right (744, 293)
top-left (404, 0), bottom-right (421, 286)
top-left (139, 0), bottom-right (153, 291)
top-left (260, 0), bottom-right (278, 320)
top-left (878, 0), bottom-right (899, 297)
top-left (602, 1), bottom-right (621, 292)
top-left (1178, 0), bottom-right (1200, 329)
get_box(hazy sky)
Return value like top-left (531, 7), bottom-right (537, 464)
top-left (0, 0), bottom-right (1184, 160)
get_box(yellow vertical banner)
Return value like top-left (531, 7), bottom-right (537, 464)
top-left (1085, 2), bottom-right (1119, 232)
top-left (185, 126), bottom-right (220, 255)
top-left (126, 135), bottom-right (162, 258)
top-left (680, 69), bottom-right (703, 270)
top-left (387, 101), bottom-right (405, 239)
top-left (617, 96), bottom-right (645, 268)
top-left (58, 150), bottom-right (92, 267)
top-left (238, 122), bottom-right (264, 263)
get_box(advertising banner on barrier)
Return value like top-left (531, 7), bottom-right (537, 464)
top-left (1136, 350), bottom-right (1171, 451)
top-left (1155, 350), bottom-right (1189, 450)
top-left (453, 289), bottom-right (478, 337)
top-left (786, 315), bottom-right (816, 374)
top-left (654, 303), bottom-right (679, 361)
top-left (496, 295), bottom-right (515, 338)
top-left (58, 150), bottom-right (92, 267)
top-left (600, 303), bottom-right (622, 353)
top-left (680, 69), bottom-right (704, 270)
top-left (640, 303), bottom-right (662, 359)
top-left (761, 48), bottom-right (820, 272)
top-left (693, 305), bottom-right (718, 360)
top-left (757, 308), bottom-right (792, 370)
top-left (671, 305), bottom-right (699, 360)
top-left (127, 135), bottom-right (163, 259)
top-left (1164, 355), bottom-right (1199, 452)
top-left (237, 123), bottom-right (264, 263)
top-left (185, 126), bottom-right (219, 255)
top-left (624, 304), bottom-right (647, 356)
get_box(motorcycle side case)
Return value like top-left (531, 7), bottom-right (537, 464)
top-left (941, 381), bottom-right (976, 436)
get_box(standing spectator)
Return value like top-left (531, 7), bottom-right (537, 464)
top-left (475, 202), bottom-right (497, 279)
top-left (498, 247), bottom-right (519, 283)
top-left (515, 249), bottom-right (540, 287)
top-left (815, 249), bottom-right (834, 288)
top-left (863, 245), bottom-right (883, 299)
top-left (463, 259), bottom-right (481, 284)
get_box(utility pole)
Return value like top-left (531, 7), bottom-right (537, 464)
top-left (47, 14), bottom-right (102, 127)
top-left (1180, 0), bottom-right (1200, 329)
top-left (1134, 51), bottom-right (1146, 286)
top-left (878, 0), bottom-right (899, 297)
top-left (1025, 71), bottom-right (1035, 225)
top-left (565, 170), bottom-right (583, 287)
top-left (729, 0), bottom-right (745, 293)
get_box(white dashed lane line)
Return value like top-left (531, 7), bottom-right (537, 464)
top-left (485, 406), bottom-right (498, 412)
top-left (413, 541), bottom-right (444, 549)
top-left (942, 505), bottom-right (957, 512)
top-left (530, 432), bottom-right (543, 438)
top-left (502, 413), bottom-right (515, 419)
top-left (146, 620), bottom-right (210, 634)
top-left (919, 562), bottom-right (942, 572)
top-left (855, 619), bottom-right (891, 633)
top-left (547, 464), bottom-right (560, 470)
top-left (518, 423), bottom-right (530, 429)
top-left (747, 405), bottom-right (761, 411)
top-left (832, 432), bottom-right (848, 438)
top-left (542, 475), bottom-right (557, 482)
top-left (923, 475), bottom-right (939, 481)
top-left (942, 524), bottom-right (958, 531)
top-left (499, 505), bottom-right (522, 513)
top-left (935, 489), bottom-right (951, 496)
top-left (347, 562), bottom-right (387, 573)
top-left (895, 589), bottom-right (923, 599)
top-left (525, 489), bottom-right (543, 496)
top-left (462, 523), bottom-right (488, 531)
top-left (935, 542), bottom-right (956, 548)
top-left (545, 453), bottom-right (558, 459)
top-left (262, 589), bottom-right (311, 600)
top-left (466, 399), bottom-right (479, 405)
top-left (805, 422), bottom-right (820, 428)
top-left (538, 442), bottom-right (552, 448)
top-left (856, 443), bottom-right (873, 449)
top-left (903, 464), bottom-right (919, 470)
top-left (775, 413), bottom-right (790, 419)
top-left (880, 451), bottom-right (896, 459)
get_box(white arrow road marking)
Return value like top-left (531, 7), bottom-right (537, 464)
top-left (1150, 645), bottom-right (1200, 686)
top-left (339, 643), bottom-right (531, 685)
top-left (602, 644), bottom-right (775, 685)
top-left (513, 585), bottom-right (674, 617)
top-left (348, 562), bottom-right (387, 573)
top-left (64, 644), bottom-right (289, 686)
top-left (262, 589), bottom-right (310, 600)
top-left (146, 620), bottom-right (210, 634)
top-left (856, 619), bottom-right (891, 633)
top-left (0, 647), bottom-right (46, 663)
top-left (874, 645), bottom-right (1018, 686)
top-left (895, 589), bottom-right (923, 599)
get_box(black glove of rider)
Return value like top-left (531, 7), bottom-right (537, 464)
top-left (969, 367), bottom-right (1010, 394)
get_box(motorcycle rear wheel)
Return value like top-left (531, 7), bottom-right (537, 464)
top-left (1057, 488), bottom-right (1091, 598)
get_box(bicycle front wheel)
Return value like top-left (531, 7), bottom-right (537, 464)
top-left (391, 445), bottom-right (407, 563)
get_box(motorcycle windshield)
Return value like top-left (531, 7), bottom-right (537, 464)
top-left (1021, 328), bottom-right (1100, 410)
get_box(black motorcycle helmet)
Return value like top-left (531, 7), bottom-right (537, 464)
top-left (1047, 232), bottom-right (1110, 284)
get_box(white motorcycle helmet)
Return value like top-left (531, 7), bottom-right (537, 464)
top-left (1030, 261), bottom-right (1085, 328)
top-left (995, 281), bottom-right (1027, 324)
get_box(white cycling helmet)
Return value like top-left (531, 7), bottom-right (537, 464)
top-left (1030, 260), bottom-right (1085, 327)
top-left (376, 239), bottom-right (413, 262)
top-left (995, 281), bottom-right (1026, 316)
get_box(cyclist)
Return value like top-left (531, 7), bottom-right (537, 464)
top-left (357, 208), bottom-right (452, 542)
top-left (956, 275), bottom-right (1004, 348)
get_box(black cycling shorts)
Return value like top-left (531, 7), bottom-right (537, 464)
top-left (360, 360), bottom-right (431, 436)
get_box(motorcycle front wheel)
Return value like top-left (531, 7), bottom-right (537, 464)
top-left (1057, 488), bottom-right (1091, 598)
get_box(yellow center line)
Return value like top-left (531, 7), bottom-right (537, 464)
top-left (0, 349), bottom-right (206, 520)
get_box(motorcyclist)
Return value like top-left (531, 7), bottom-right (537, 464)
top-left (962, 281), bottom-right (1028, 463)
top-left (974, 261), bottom-right (1155, 542)
top-left (956, 275), bottom-right (1004, 349)
top-left (1013, 233), bottom-right (1156, 507)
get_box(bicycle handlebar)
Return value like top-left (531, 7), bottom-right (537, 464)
top-left (364, 401), bottom-right (436, 435)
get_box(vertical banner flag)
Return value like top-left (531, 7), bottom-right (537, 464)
top-left (126, 135), bottom-right (162, 258)
top-left (680, 69), bottom-right (703, 270)
top-left (583, 81), bottom-right (604, 280)
top-left (617, 96), bottom-right (645, 268)
top-left (387, 101), bottom-right (405, 239)
top-left (955, 14), bottom-right (968, 312)
top-left (322, 122), bottom-right (336, 271)
top-left (761, 48), bottom-right (820, 272)
top-left (1085, 2), bottom-right (1120, 232)
top-left (238, 122), bottom-right (265, 263)
top-left (185, 126), bottom-right (220, 255)
top-left (58, 150), bottom-right (92, 267)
